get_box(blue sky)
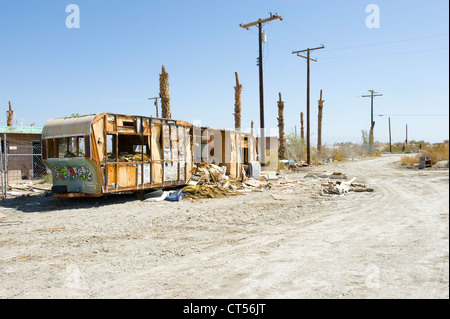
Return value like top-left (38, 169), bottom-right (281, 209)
top-left (0, 0), bottom-right (448, 144)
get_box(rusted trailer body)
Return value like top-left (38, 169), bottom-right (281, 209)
top-left (42, 113), bottom-right (257, 198)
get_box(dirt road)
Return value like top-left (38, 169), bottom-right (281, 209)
top-left (0, 154), bottom-right (448, 299)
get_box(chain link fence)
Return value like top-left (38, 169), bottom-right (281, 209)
top-left (1, 136), bottom-right (48, 199)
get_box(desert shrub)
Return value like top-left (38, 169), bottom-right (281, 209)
top-left (420, 142), bottom-right (449, 164)
top-left (399, 141), bottom-right (448, 166)
top-left (286, 134), bottom-right (304, 162)
top-left (400, 155), bottom-right (418, 166)
top-left (371, 150), bottom-right (382, 157)
top-left (332, 150), bottom-right (345, 161)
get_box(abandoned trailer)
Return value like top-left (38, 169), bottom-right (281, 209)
top-left (41, 113), bottom-right (259, 198)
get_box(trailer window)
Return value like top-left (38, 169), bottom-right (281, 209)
top-left (76, 137), bottom-right (86, 157)
top-left (107, 134), bottom-right (116, 162)
top-left (105, 134), bottom-right (151, 162)
top-left (46, 137), bottom-right (86, 158)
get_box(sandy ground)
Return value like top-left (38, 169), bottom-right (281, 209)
top-left (0, 154), bottom-right (448, 299)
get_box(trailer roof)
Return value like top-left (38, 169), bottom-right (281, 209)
top-left (42, 114), bottom-right (98, 139)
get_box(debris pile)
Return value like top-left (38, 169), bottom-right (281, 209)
top-left (178, 164), bottom-right (376, 200)
top-left (322, 177), bottom-right (373, 195)
top-left (182, 183), bottom-right (241, 200)
top-left (107, 152), bottom-right (151, 162)
top-left (5, 181), bottom-right (52, 198)
top-left (194, 163), bottom-right (228, 184)
top-left (287, 161), bottom-right (309, 171)
top-left (182, 163), bottom-right (243, 200)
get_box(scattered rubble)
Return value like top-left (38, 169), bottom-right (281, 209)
top-left (177, 162), bottom-right (374, 200)
top-left (287, 162), bottom-right (309, 171)
top-left (322, 177), bottom-right (374, 195)
top-left (4, 181), bottom-right (52, 198)
top-left (1, 162), bottom-right (374, 202)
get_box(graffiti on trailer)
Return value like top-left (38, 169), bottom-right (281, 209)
top-left (55, 166), bottom-right (92, 181)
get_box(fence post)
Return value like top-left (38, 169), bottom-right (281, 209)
top-left (4, 134), bottom-right (7, 196)
top-left (0, 137), bottom-right (4, 200)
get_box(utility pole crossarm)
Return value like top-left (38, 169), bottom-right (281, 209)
top-left (239, 14), bottom-right (282, 29)
top-left (292, 45), bottom-right (325, 55)
top-left (296, 54), bottom-right (317, 62)
top-left (362, 90), bottom-right (383, 98)
top-left (362, 90), bottom-right (382, 155)
top-left (362, 94), bottom-right (383, 98)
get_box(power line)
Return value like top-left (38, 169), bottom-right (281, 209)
top-left (327, 33), bottom-right (449, 51)
top-left (321, 47), bottom-right (448, 59)
top-left (376, 114), bottom-right (448, 117)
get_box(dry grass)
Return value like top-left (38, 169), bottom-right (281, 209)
top-left (399, 142), bottom-right (449, 166)
top-left (421, 142), bottom-right (449, 164)
top-left (363, 150), bottom-right (382, 158)
top-left (285, 134), bottom-right (449, 167)
top-left (332, 150), bottom-right (345, 162)
top-left (400, 155), bottom-right (418, 166)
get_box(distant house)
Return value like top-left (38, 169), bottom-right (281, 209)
top-left (0, 126), bottom-right (46, 180)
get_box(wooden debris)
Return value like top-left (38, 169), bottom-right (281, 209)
top-left (244, 180), bottom-right (263, 188)
top-left (182, 184), bottom-right (240, 200)
top-left (329, 172), bottom-right (348, 179)
top-left (34, 226), bottom-right (66, 232)
top-left (322, 177), bottom-right (373, 195)
top-left (1, 255), bottom-right (31, 261)
top-left (287, 162), bottom-right (308, 171)
top-left (187, 174), bottom-right (203, 186)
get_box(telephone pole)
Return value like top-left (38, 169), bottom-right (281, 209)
top-left (300, 112), bottom-right (304, 161)
top-left (240, 13), bottom-right (282, 167)
top-left (292, 45), bottom-right (325, 165)
top-left (405, 124), bottom-right (408, 145)
top-left (388, 117), bottom-right (392, 153)
top-left (362, 90), bottom-right (382, 154)
top-left (148, 97), bottom-right (159, 118)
